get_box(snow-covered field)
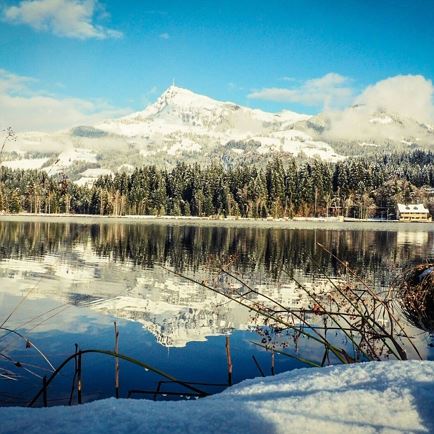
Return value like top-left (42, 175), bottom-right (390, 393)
top-left (74, 168), bottom-right (114, 187)
top-left (43, 148), bottom-right (98, 175)
top-left (1, 361), bottom-right (433, 434)
top-left (1, 157), bottom-right (49, 170)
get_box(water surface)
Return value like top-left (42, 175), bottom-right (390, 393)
top-left (0, 220), bottom-right (433, 406)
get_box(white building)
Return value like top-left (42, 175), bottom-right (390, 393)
top-left (397, 203), bottom-right (432, 222)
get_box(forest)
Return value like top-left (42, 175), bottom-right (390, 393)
top-left (0, 150), bottom-right (433, 219)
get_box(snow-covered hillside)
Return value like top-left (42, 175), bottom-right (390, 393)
top-left (5, 85), bottom-right (434, 180)
top-left (2, 361), bottom-right (433, 434)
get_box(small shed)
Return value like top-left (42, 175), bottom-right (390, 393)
top-left (397, 204), bottom-right (432, 222)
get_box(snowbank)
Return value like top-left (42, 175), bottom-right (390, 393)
top-left (1, 361), bottom-right (433, 433)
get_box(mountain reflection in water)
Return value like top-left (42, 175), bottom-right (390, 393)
top-left (0, 220), bottom-right (433, 405)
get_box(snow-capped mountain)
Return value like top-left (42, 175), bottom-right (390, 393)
top-left (97, 85), bottom-right (310, 137)
top-left (4, 85), bottom-right (434, 184)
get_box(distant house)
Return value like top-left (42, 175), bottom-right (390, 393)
top-left (397, 204), bottom-right (432, 222)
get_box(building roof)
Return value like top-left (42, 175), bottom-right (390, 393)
top-left (397, 203), bottom-right (430, 214)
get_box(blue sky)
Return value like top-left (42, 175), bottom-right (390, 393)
top-left (1, 0), bottom-right (434, 130)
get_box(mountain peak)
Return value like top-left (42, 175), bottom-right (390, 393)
top-left (156, 84), bottom-right (218, 108)
top-left (95, 84), bottom-right (312, 140)
top-left (161, 84), bottom-right (192, 97)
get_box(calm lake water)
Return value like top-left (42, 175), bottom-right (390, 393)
top-left (0, 219), bottom-right (433, 406)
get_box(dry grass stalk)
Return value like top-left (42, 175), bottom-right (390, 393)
top-left (398, 263), bottom-right (434, 332)
top-left (114, 322), bottom-right (120, 399)
top-left (225, 335), bottom-right (233, 386)
top-left (164, 247), bottom-right (424, 368)
top-left (28, 348), bottom-right (208, 407)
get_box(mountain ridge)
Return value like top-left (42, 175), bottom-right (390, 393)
top-left (3, 85), bottom-right (434, 185)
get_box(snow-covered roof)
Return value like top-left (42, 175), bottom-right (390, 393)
top-left (397, 203), bottom-right (430, 214)
top-left (2, 361), bottom-right (433, 434)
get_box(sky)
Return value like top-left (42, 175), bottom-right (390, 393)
top-left (1, 0), bottom-right (434, 131)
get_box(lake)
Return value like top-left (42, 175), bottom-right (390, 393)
top-left (0, 218), bottom-right (433, 406)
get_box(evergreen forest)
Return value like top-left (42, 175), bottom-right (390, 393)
top-left (0, 150), bottom-right (433, 219)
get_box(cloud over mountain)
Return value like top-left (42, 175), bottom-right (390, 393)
top-left (321, 75), bottom-right (434, 142)
top-left (248, 73), bottom-right (354, 110)
top-left (355, 75), bottom-right (434, 123)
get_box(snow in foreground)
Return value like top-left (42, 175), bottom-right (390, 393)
top-left (1, 361), bottom-right (433, 434)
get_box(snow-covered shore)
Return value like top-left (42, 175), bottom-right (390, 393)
top-left (0, 213), bottom-right (432, 231)
top-left (1, 361), bottom-right (433, 434)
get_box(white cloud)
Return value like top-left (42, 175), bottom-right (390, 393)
top-left (3, 0), bottom-right (122, 40)
top-left (0, 69), bottom-right (35, 94)
top-left (354, 75), bottom-right (434, 122)
top-left (0, 69), bottom-right (130, 132)
top-left (324, 75), bottom-right (434, 141)
top-left (159, 32), bottom-right (170, 40)
top-left (248, 73), bottom-right (354, 110)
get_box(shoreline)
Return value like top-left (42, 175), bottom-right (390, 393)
top-left (0, 213), bottom-right (433, 231)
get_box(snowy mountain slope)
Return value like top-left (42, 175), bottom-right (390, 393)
top-left (96, 85), bottom-right (309, 138)
top-left (5, 85), bottom-right (434, 179)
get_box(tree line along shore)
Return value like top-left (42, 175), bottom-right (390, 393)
top-left (0, 150), bottom-right (433, 220)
